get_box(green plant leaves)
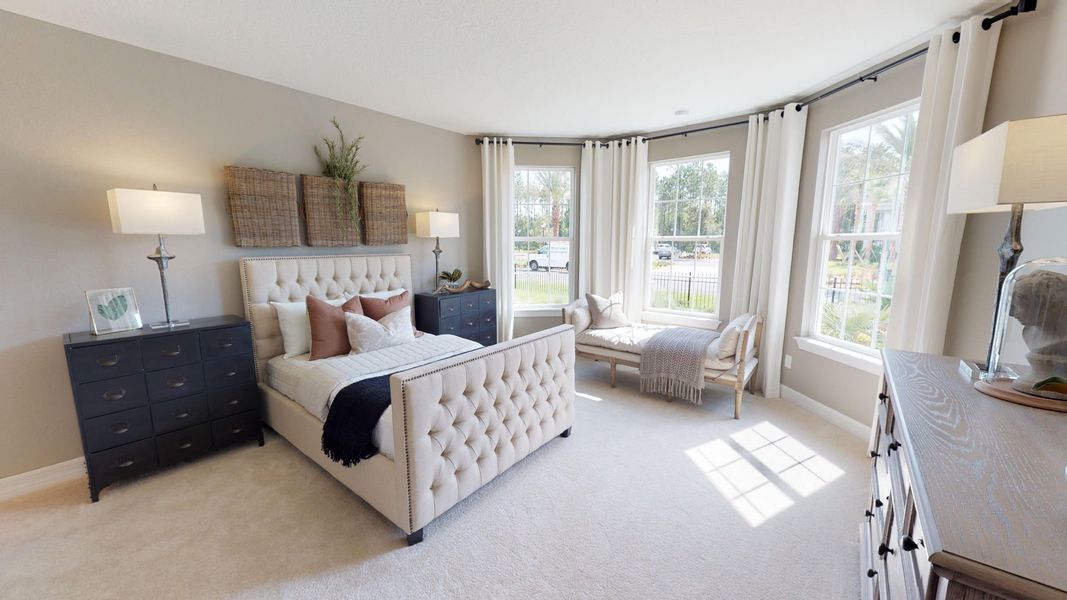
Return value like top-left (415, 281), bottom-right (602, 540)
top-left (96, 295), bottom-right (128, 321)
top-left (438, 268), bottom-right (463, 282)
top-left (314, 117), bottom-right (367, 223)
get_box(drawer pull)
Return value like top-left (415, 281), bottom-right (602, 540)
top-left (102, 388), bottom-right (127, 401)
top-left (117, 459), bottom-right (135, 468)
top-left (166, 376), bottom-right (187, 389)
top-left (877, 542), bottom-right (894, 557)
top-left (866, 568), bottom-right (877, 579)
top-left (174, 412), bottom-right (190, 419)
top-left (220, 339), bottom-right (234, 349)
top-left (96, 354), bottom-right (120, 367)
top-left (161, 345), bottom-right (182, 357)
top-left (230, 427), bottom-right (243, 434)
top-left (901, 536), bottom-right (920, 552)
top-left (223, 370), bottom-right (238, 378)
top-left (177, 442), bottom-right (193, 449)
top-left (110, 423), bottom-right (130, 434)
top-left (227, 398), bottom-right (241, 406)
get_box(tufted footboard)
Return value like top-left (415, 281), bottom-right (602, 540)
top-left (389, 325), bottom-right (576, 541)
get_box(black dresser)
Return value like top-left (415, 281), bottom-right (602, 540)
top-left (414, 289), bottom-right (497, 345)
top-left (64, 315), bottom-right (262, 501)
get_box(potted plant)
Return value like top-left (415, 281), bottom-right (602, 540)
top-left (304, 118), bottom-right (368, 246)
top-left (314, 117), bottom-right (367, 222)
top-left (438, 268), bottom-right (463, 289)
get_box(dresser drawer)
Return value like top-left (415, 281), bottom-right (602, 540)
top-left (145, 363), bottom-right (205, 403)
top-left (439, 316), bottom-right (461, 335)
top-left (460, 313), bottom-right (480, 333)
top-left (76, 374), bottom-right (148, 419)
top-left (151, 393), bottom-right (209, 434)
top-left (69, 340), bottom-right (142, 383)
top-left (478, 330), bottom-right (496, 346)
top-left (478, 309), bottom-right (496, 329)
top-left (83, 406), bottom-right (152, 452)
top-left (203, 356), bottom-right (256, 389)
top-left (460, 294), bottom-right (480, 315)
top-left (212, 410), bottom-right (261, 448)
top-left (439, 296), bottom-right (462, 318)
top-left (478, 291), bottom-right (495, 311)
top-left (200, 325), bottom-right (252, 360)
top-left (87, 438), bottom-right (157, 489)
top-left (207, 384), bottom-right (260, 419)
top-left (141, 332), bottom-right (200, 371)
top-left (156, 423), bottom-right (213, 467)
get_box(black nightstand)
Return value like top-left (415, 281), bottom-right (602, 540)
top-left (414, 289), bottom-right (497, 345)
top-left (63, 315), bottom-right (263, 501)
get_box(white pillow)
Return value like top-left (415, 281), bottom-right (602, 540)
top-left (717, 313), bottom-right (751, 359)
top-left (345, 306), bottom-right (416, 354)
top-left (359, 288), bottom-right (406, 300)
top-left (585, 293), bottom-right (630, 329)
top-left (272, 296), bottom-right (348, 357)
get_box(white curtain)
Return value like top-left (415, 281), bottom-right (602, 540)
top-left (888, 17), bottom-right (1001, 353)
top-left (730, 104), bottom-right (808, 398)
top-left (578, 137), bottom-right (649, 321)
top-left (481, 137), bottom-right (515, 341)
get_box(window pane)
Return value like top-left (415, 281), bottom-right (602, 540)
top-left (655, 201), bottom-right (676, 236)
top-left (513, 240), bottom-right (568, 305)
top-left (822, 239), bottom-right (852, 292)
top-left (866, 177), bottom-right (900, 233)
top-left (677, 162), bottom-right (701, 200)
top-left (699, 197), bottom-right (726, 237)
top-left (654, 163), bottom-right (678, 201)
top-left (842, 292), bottom-right (878, 347)
top-left (701, 157), bottom-right (730, 198)
top-left (676, 199), bottom-right (700, 236)
top-left (831, 183), bottom-right (863, 233)
top-left (835, 127), bottom-right (869, 184)
top-left (512, 168), bottom-right (573, 306)
top-left (867, 116), bottom-right (906, 179)
top-left (819, 289), bottom-right (845, 339)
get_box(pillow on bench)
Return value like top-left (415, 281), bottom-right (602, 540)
top-left (716, 313), bottom-right (752, 359)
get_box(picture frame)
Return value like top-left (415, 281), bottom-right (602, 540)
top-left (86, 287), bottom-right (143, 335)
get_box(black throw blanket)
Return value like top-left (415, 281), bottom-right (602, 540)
top-left (321, 372), bottom-right (395, 467)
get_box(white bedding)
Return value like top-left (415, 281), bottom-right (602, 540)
top-left (576, 324), bottom-right (737, 371)
top-left (266, 333), bottom-right (482, 460)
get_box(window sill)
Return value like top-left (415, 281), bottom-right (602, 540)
top-left (641, 310), bottom-right (721, 330)
top-left (794, 336), bottom-right (883, 376)
top-left (514, 306), bottom-right (565, 319)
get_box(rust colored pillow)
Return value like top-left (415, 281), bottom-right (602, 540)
top-left (359, 290), bottom-right (410, 320)
top-left (308, 295), bottom-right (363, 360)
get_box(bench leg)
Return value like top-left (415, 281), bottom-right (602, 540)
top-left (406, 529), bottom-right (424, 546)
top-left (734, 387), bottom-right (743, 419)
top-left (609, 360), bottom-right (617, 388)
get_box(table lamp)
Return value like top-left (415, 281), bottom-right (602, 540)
top-left (947, 113), bottom-right (1067, 374)
top-left (107, 185), bottom-right (205, 328)
top-left (414, 210), bottom-right (460, 290)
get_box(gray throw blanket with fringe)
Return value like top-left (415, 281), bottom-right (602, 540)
top-left (639, 327), bottom-right (719, 404)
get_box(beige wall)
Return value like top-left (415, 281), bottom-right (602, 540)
top-left (0, 12), bottom-right (482, 478)
top-left (944, 0), bottom-right (1067, 359)
top-left (780, 57), bottom-right (927, 425)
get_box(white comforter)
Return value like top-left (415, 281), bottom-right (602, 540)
top-left (267, 333), bottom-right (481, 422)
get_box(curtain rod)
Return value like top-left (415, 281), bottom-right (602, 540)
top-left (476, 1), bottom-right (1033, 148)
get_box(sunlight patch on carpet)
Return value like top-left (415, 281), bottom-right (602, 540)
top-left (686, 421), bottom-right (845, 526)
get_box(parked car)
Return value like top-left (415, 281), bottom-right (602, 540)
top-left (528, 241), bottom-right (570, 271)
top-left (653, 243), bottom-right (678, 259)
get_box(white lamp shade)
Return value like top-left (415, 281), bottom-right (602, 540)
top-left (107, 188), bottom-right (205, 235)
top-left (946, 114), bottom-right (1067, 214)
top-left (415, 211), bottom-right (460, 238)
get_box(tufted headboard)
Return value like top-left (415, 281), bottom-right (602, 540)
top-left (239, 254), bottom-right (413, 380)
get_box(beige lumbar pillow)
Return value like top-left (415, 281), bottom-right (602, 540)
top-left (716, 313), bottom-right (751, 359)
top-left (585, 293), bottom-right (630, 329)
top-left (345, 306), bottom-right (416, 354)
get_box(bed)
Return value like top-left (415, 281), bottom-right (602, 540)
top-left (562, 298), bottom-right (761, 419)
top-left (240, 254), bottom-right (576, 544)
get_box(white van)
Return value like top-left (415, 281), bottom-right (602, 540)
top-left (527, 241), bottom-right (570, 271)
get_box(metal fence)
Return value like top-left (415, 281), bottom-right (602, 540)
top-left (649, 272), bottom-right (719, 312)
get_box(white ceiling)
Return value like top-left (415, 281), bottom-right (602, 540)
top-left (1, 0), bottom-right (999, 137)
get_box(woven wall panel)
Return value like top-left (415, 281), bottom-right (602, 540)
top-left (303, 175), bottom-right (361, 247)
top-left (225, 166), bottom-right (301, 247)
top-left (359, 182), bottom-right (408, 246)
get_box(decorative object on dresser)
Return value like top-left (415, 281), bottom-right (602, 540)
top-left (414, 288), bottom-right (497, 346)
top-left (863, 350), bottom-right (1067, 600)
top-left (224, 166), bottom-right (301, 247)
top-left (85, 287), bottom-right (142, 335)
top-left (946, 113), bottom-right (1067, 376)
top-left (414, 210), bottom-right (460, 288)
top-left (976, 257), bottom-right (1067, 410)
top-left (436, 278), bottom-right (491, 294)
top-left (107, 186), bottom-right (206, 328)
top-left (64, 315), bottom-right (262, 502)
top-left (437, 268), bottom-right (463, 292)
top-left (359, 182), bottom-right (408, 246)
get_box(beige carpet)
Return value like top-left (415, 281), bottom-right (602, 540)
top-left (0, 359), bottom-right (866, 599)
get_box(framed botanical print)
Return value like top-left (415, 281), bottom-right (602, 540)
top-left (86, 287), bottom-right (143, 335)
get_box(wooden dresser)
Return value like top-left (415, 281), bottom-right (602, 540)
top-left (864, 350), bottom-right (1067, 600)
top-left (413, 288), bottom-right (497, 345)
top-left (64, 315), bottom-right (263, 501)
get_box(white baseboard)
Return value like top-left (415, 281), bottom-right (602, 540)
top-left (780, 385), bottom-right (869, 440)
top-left (0, 457), bottom-right (86, 502)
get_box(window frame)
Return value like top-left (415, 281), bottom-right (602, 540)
top-left (642, 151), bottom-right (730, 327)
top-left (512, 165), bottom-right (576, 314)
top-left (800, 99), bottom-right (919, 359)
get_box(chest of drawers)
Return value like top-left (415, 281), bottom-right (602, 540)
top-left (863, 351), bottom-right (1067, 600)
top-left (414, 289), bottom-right (497, 345)
top-left (64, 315), bottom-right (262, 501)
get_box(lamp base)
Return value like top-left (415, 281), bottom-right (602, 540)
top-left (149, 320), bottom-right (190, 329)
